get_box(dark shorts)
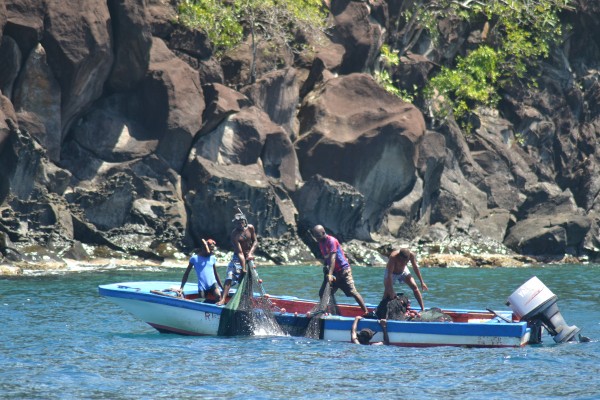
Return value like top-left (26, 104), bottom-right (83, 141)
top-left (198, 282), bottom-right (220, 298)
top-left (320, 267), bottom-right (360, 298)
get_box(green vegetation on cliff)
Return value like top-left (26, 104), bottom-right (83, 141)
top-left (177, 0), bottom-right (244, 52)
top-left (376, 0), bottom-right (573, 130)
top-left (177, 0), bottom-right (329, 83)
top-left (177, 0), bottom-right (572, 130)
top-left (420, 0), bottom-right (573, 128)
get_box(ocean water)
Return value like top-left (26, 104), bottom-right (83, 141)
top-left (1, 263), bottom-right (599, 399)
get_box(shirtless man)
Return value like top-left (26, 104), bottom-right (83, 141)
top-left (216, 212), bottom-right (258, 306)
top-left (383, 248), bottom-right (428, 311)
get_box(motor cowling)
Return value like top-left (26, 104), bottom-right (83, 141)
top-left (506, 276), bottom-right (580, 343)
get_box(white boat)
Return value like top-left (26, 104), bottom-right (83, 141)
top-left (98, 276), bottom-right (582, 347)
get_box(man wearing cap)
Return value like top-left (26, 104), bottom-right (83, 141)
top-left (216, 212), bottom-right (258, 305)
top-left (178, 238), bottom-right (222, 301)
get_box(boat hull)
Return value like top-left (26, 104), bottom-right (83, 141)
top-left (322, 317), bottom-right (529, 347)
top-left (99, 281), bottom-right (531, 347)
top-left (99, 282), bottom-right (222, 336)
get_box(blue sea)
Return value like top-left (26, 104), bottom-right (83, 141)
top-left (1, 263), bottom-right (599, 399)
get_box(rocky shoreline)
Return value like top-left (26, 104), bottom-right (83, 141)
top-left (0, 234), bottom-right (589, 277)
top-left (2, 1), bottom-right (600, 270)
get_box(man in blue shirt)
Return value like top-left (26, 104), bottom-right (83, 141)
top-left (178, 238), bottom-right (222, 301)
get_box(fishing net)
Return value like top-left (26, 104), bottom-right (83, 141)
top-left (217, 264), bottom-right (283, 337)
top-left (411, 307), bottom-right (453, 322)
top-left (303, 279), bottom-right (340, 339)
top-left (373, 293), bottom-right (410, 320)
top-left (373, 294), bottom-right (452, 322)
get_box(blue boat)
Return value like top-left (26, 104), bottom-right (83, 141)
top-left (98, 277), bottom-right (581, 347)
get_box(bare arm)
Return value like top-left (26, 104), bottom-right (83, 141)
top-left (179, 262), bottom-right (194, 296)
top-left (326, 252), bottom-right (336, 284)
top-left (410, 253), bottom-right (428, 292)
top-left (351, 316), bottom-right (362, 344)
top-left (246, 225), bottom-right (258, 260)
top-left (327, 252), bottom-right (336, 275)
top-left (380, 319), bottom-right (390, 345)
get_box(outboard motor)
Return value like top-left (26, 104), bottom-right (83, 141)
top-left (506, 276), bottom-right (580, 343)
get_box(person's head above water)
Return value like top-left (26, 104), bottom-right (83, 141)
top-left (356, 328), bottom-right (376, 345)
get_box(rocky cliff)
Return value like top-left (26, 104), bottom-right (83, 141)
top-left (1, 0), bottom-right (600, 269)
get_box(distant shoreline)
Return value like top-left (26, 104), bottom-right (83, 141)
top-left (1, 250), bottom-right (593, 277)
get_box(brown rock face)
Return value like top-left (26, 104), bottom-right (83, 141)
top-left (193, 106), bottom-right (300, 192)
top-left (241, 68), bottom-right (300, 141)
top-left (13, 44), bottom-right (61, 161)
top-left (296, 73), bottom-right (425, 225)
top-left (0, 36), bottom-right (20, 96)
top-left (136, 38), bottom-right (205, 172)
top-left (0, 0), bottom-right (6, 41)
top-left (42, 0), bottom-right (114, 136)
top-left (106, 0), bottom-right (152, 92)
top-left (0, 94), bottom-right (16, 155)
top-left (294, 174), bottom-right (370, 241)
top-left (183, 156), bottom-right (296, 246)
top-left (329, 0), bottom-right (384, 74)
top-left (2, 0), bottom-right (600, 265)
